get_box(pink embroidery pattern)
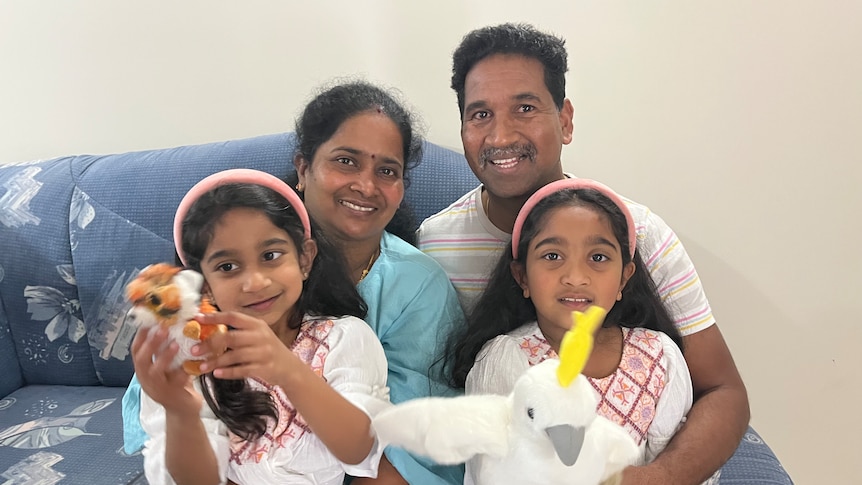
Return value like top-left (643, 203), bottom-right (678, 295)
top-left (588, 328), bottom-right (666, 444)
top-left (229, 318), bottom-right (335, 464)
top-left (517, 326), bottom-right (667, 445)
top-left (519, 334), bottom-right (557, 365)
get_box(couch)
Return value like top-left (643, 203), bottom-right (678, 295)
top-left (0, 133), bottom-right (792, 484)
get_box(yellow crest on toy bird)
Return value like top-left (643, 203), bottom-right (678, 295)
top-left (557, 306), bottom-right (607, 387)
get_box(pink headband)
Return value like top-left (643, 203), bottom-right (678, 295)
top-left (173, 169), bottom-right (311, 266)
top-left (511, 178), bottom-right (636, 260)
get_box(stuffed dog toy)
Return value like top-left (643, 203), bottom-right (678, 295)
top-left (125, 262), bottom-right (226, 375)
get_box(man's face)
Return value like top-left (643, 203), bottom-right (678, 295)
top-left (460, 54), bottom-right (574, 201)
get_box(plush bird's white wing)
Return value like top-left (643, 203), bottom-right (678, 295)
top-left (372, 394), bottom-right (511, 464)
top-left (590, 416), bottom-right (641, 482)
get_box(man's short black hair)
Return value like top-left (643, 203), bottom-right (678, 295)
top-left (451, 23), bottom-right (568, 115)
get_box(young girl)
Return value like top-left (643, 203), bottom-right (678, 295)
top-left (447, 178), bottom-right (693, 469)
top-left (132, 169), bottom-right (390, 485)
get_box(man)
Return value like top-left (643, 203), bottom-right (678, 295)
top-left (418, 23), bottom-right (749, 484)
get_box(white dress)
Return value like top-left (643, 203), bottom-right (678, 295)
top-left (140, 315), bottom-right (391, 485)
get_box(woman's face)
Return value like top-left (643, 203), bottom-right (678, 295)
top-left (296, 111), bottom-right (405, 245)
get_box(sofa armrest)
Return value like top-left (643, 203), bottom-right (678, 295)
top-left (719, 426), bottom-right (793, 484)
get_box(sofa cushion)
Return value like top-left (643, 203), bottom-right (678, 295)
top-left (0, 385), bottom-right (142, 483)
top-left (0, 158), bottom-right (98, 387)
top-left (403, 141), bottom-right (479, 222)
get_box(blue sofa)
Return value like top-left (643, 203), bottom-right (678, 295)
top-left (0, 133), bottom-right (791, 484)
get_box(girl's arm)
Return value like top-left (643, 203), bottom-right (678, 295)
top-left (280, 356), bottom-right (376, 464)
top-left (141, 391), bottom-right (226, 485)
top-left (133, 327), bottom-right (229, 485)
top-left (643, 333), bottom-right (694, 463)
top-left (195, 311), bottom-right (387, 466)
top-left (162, 401), bottom-right (223, 485)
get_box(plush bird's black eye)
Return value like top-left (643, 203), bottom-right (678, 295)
top-left (527, 407), bottom-right (535, 419)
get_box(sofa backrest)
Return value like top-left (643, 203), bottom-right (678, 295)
top-left (0, 133), bottom-right (477, 391)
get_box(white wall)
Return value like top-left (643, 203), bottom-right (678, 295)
top-left (2, 1), bottom-right (859, 482)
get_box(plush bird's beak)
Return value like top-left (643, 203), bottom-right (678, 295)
top-left (546, 424), bottom-right (586, 466)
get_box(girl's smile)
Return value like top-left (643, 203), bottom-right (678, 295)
top-left (200, 208), bottom-right (314, 334)
top-left (243, 293), bottom-right (281, 313)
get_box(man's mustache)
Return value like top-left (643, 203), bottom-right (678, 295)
top-left (480, 143), bottom-right (537, 165)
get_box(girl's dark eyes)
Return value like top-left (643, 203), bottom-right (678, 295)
top-left (263, 251), bottom-right (283, 261)
top-left (216, 262), bottom-right (235, 272)
top-left (591, 254), bottom-right (610, 263)
top-left (541, 252), bottom-right (561, 261)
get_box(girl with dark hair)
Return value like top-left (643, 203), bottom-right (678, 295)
top-left (447, 178), bottom-right (693, 474)
top-left (287, 81), bottom-right (465, 485)
top-left (132, 169), bottom-right (389, 485)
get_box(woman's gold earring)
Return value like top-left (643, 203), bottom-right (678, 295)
top-left (303, 272), bottom-right (309, 280)
top-left (296, 183), bottom-right (304, 192)
top-left (617, 291), bottom-right (623, 301)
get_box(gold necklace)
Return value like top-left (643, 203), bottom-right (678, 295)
top-left (358, 248), bottom-right (380, 282)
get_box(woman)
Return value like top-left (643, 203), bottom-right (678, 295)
top-left (288, 81), bottom-right (465, 485)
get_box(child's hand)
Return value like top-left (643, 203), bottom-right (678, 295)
top-left (131, 326), bottom-right (202, 417)
top-left (192, 311), bottom-right (301, 389)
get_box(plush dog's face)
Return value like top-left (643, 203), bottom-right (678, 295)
top-left (125, 263), bottom-right (203, 329)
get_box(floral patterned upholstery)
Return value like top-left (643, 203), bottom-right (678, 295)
top-left (0, 132), bottom-right (790, 484)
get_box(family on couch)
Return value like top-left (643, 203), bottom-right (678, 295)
top-left (123, 22), bottom-right (749, 485)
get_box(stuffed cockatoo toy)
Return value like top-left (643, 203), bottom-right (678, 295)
top-left (373, 307), bottom-right (640, 485)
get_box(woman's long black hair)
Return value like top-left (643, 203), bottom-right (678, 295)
top-left (445, 188), bottom-right (682, 389)
top-left (179, 182), bottom-right (367, 440)
top-left (285, 80), bottom-right (424, 245)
